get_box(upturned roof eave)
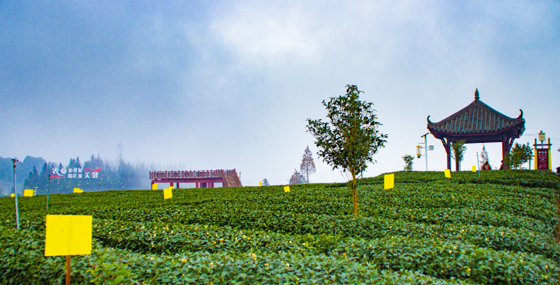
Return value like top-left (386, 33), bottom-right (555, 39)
top-left (428, 123), bottom-right (525, 141)
top-left (426, 96), bottom-right (524, 135)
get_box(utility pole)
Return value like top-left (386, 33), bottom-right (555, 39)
top-left (12, 158), bottom-right (20, 229)
top-left (422, 133), bottom-right (428, 171)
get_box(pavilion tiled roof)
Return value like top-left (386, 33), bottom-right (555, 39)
top-left (427, 89), bottom-right (525, 136)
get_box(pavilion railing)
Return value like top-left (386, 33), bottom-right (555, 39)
top-left (149, 169), bottom-right (233, 180)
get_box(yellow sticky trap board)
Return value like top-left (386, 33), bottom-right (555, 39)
top-left (163, 187), bottom-right (172, 199)
top-left (11, 193), bottom-right (15, 198)
top-left (151, 184), bottom-right (158, 190)
top-left (259, 181), bottom-right (262, 186)
top-left (444, 169), bottom-right (451, 178)
top-left (284, 186), bottom-right (290, 192)
top-left (384, 174), bottom-right (394, 190)
top-left (73, 188), bottom-right (83, 193)
top-left (44, 215), bottom-right (92, 256)
top-left (24, 189), bottom-right (34, 197)
top-left (472, 166), bottom-right (477, 172)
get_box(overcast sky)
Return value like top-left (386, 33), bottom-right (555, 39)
top-left (1, 1), bottom-right (559, 186)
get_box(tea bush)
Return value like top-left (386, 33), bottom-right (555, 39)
top-left (1, 170), bottom-right (559, 284)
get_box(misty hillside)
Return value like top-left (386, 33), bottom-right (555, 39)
top-left (0, 156), bottom-right (46, 195)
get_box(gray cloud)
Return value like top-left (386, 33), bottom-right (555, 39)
top-left (1, 0), bottom-right (558, 185)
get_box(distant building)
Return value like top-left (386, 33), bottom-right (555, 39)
top-left (149, 169), bottom-right (242, 189)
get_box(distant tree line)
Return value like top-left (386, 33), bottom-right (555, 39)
top-left (0, 156), bottom-right (46, 195)
top-left (0, 155), bottom-right (150, 195)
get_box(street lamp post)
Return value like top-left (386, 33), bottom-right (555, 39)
top-left (11, 158), bottom-right (20, 229)
top-left (417, 133), bottom-right (434, 171)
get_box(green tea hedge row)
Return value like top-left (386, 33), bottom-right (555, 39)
top-left (0, 226), bottom-right (467, 285)
top-left (91, 218), bottom-right (560, 283)
top-left (1, 170), bottom-right (559, 284)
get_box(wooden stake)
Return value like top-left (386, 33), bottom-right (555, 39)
top-left (66, 255), bottom-right (71, 285)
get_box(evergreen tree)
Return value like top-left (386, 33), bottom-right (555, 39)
top-left (84, 154), bottom-right (103, 169)
top-left (300, 145), bottom-right (316, 183)
top-left (68, 158), bottom-right (76, 169)
top-left (23, 166), bottom-right (39, 190)
top-left (37, 163), bottom-right (49, 194)
top-left (288, 169), bottom-right (305, 185)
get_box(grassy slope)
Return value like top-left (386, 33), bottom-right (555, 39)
top-left (0, 170), bottom-right (559, 284)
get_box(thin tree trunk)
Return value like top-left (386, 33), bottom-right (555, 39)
top-left (351, 172), bottom-right (358, 217)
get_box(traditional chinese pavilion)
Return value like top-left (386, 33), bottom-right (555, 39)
top-left (427, 89), bottom-right (525, 170)
top-left (149, 169), bottom-right (242, 189)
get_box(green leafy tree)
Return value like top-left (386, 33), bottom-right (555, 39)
top-left (307, 84), bottom-right (387, 217)
top-left (403, 155), bottom-right (414, 171)
top-left (451, 140), bottom-right (467, 171)
top-left (509, 142), bottom-right (533, 169)
top-left (300, 145), bottom-right (316, 183)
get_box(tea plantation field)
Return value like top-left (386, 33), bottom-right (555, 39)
top-left (1, 170), bottom-right (560, 284)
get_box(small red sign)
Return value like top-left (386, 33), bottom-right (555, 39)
top-left (537, 149), bottom-right (549, 170)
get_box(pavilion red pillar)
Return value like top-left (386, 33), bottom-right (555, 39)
top-left (442, 138), bottom-right (452, 170)
top-left (446, 146), bottom-right (452, 171)
top-left (501, 136), bottom-right (514, 170)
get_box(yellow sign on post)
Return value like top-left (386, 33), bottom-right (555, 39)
top-left (384, 174), bottom-right (394, 189)
top-left (444, 169), bottom-right (451, 178)
top-left (472, 166), bottom-right (477, 172)
top-left (73, 188), bottom-right (83, 194)
top-left (45, 215), bottom-right (92, 256)
top-left (24, 189), bottom-right (34, 197)
top-left (163, 187), bottom-right (172, 199)
top-left (151, 183), bottom-right (158, 190)
top-left (284, 186), bottom-right (290, 192)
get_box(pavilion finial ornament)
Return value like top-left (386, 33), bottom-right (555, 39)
top-left (474, 88), bottom-right (479, 100)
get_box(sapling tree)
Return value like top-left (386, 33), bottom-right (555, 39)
top-left (307, 84), bottom-right (387, 217)
top-left (300, 145), bottom-right (316, 183)
top-left (451, 140), bottom-right (466, 171)
top-left (509, 142), bottom-right (533, 169)
top-left (403, 155), bottom-right (414, 171)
